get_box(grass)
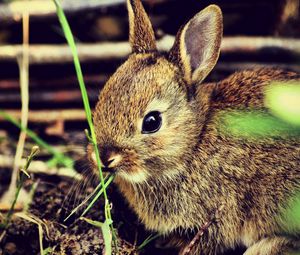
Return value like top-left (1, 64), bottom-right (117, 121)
top-left (81, 217), bottom-right (113, 255)
top-left (53, 0), bottom-right (115, 252)
top-left (219, 110), bottom-right (300, 139)
top-left (138, 233), bottom-right (161, 250)
top-left (0, 145), bottom-right (39, 230)
top-left (64, 173), bottom-right (115, 222)
top-left (1, 1), bottom-right (115, 252)
top-left (0, 110), bottom-right (74, 168)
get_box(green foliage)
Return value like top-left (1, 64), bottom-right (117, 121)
top-left (64, 173), bottom-right (114, 222)
top-left (42, 247), bottom-right (53, 255)
top-left (220, 82), bottom-right (300, 139)
top-left (0, 146), bottom-right (39, 229)
top-left (81, 174), bottom-right (115, 217)
top-left (265, 82), bottom-right (300, 126)
top-left (53, 0), bottom-right (109, 199)
top-left (53, 0), bottom-right (115, 253)
top-left (220, 110), bottom-right (300, 139)
top-left (138, 233), bottom-right (161, 250)
top-left (0, 110), bottom-right (73, 168)
top-left (283, 195), bottom-right (300, 231)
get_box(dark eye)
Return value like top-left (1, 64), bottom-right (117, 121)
top-left (142, 111), bottom-right (162, 134)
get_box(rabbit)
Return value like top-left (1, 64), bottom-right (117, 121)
top-left (88, 0), bottom-right (300, 254)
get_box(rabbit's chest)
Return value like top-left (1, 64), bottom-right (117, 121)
top-left (118, 177), bottom-right (210, 233)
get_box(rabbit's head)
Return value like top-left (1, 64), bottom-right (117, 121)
top-left (90, 0), bottom-right (223, 183)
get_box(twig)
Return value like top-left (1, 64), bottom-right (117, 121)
top-left (1, 5), bottom-right (30, 205)
top-left (181, 204), bottom-right (225, 255)
top-left (15, 212), bottom-right (48, 255)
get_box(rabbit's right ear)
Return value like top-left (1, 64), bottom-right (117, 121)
top-left (169, 5), bottom-right (223, 85)
top-left (127, 0), bottom-right (157, 53)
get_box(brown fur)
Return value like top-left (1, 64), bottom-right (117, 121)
top-left (90, 1), bottom-right (300, 254)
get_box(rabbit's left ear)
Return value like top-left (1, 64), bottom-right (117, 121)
top-left (127, 0), bottom-right (157, 53)
top-left (169, 5), bottom-right (223, 85)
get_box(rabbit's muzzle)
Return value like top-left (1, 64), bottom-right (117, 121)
top-left (88, 143), bottom-right (147, 182)
top-left (99, 145), bottom-right (123, 170)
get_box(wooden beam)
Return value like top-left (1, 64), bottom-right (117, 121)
top-left (0, 155), bottom-right (80, 179)
top-left (215, 62), bottom-right (300, 73)
top-left (0, 36), bottom-right (299, 64)
top-left (0, 109), bottom-right (87, 123)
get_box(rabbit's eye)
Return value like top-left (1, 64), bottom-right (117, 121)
top-left (142, 111), bottom-right (162, 134)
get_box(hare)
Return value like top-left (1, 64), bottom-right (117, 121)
top-left (88, 0), bottom-right (300, 254)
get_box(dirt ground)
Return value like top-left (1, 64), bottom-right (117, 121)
top-left (0, 153), bottom-right (246, 255)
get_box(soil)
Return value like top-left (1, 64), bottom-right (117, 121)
top-left (0, 159), bottom-right (246, 255)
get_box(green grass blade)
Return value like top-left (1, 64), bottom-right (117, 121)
top-left (53, 1), bottom-right (117, 251)
top-left (80, 217), bottom-right (104, 228)
top-left (81, 174), bottom-right (115, 218)
top-left (101, 219), bottom-right (112, 255)
top-left (64, 173), bottom-right (110, 222)
top-left (81, 217), bottom-right (113, 255)
top-left (53, 0), bottom-right (108, 204)
top-left (3, 146), bottom-right (39, 228)
top-left (138, 233), bottom-right (161, 250)
top-left (64, 182), bottom-right (103, 222)
top-left (0, 110), bottom-right (73, 168)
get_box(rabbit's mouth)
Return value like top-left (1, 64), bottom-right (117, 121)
top-left (102, 166), bottom-right (123, 174)
top-left (102, 166), bottom-right (115, 173)
top-left (87, 143), bottom-right (149, 183)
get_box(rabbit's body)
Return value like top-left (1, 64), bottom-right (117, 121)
top-left (114, 67), bottom-right (300, 254)
top-left (89, 1), bottom-right (300, 254)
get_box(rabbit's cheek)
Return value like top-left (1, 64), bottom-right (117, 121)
top-left (143, 136), bottom-right (164, 151)
top-left (118, 167), bottom-right (149, 183)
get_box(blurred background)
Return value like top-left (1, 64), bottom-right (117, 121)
top-left (0, 0), bottom-right (299, 162)
top-left (0, 0), bottom-right (299, 254)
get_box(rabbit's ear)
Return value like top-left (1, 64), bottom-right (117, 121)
top-left (127, 0), bottom-right (156, 53)
top-left (169, 5), bottom-right (222, 85)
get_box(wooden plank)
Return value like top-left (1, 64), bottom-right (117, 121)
top-left (0, 89), bottom-right (99, 104)
top-left (0, 109), bottom-right (87, 122)
top-left (0, 75), bottom-right (108, 90)
top-left (0, 155), bottom-right (80, 179)
top-left (0, 36), bottom-right (299, 64)
top-left (215, 62), bottom-right (300, 73)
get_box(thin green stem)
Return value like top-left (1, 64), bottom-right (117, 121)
top-left (0, 110), bottom-right (73, 168)
top-left (53, 0), bottom-right (113, 240)
top-left (81, 174), bottom-right (115, 217)
top-left (3, 146), bottom-right (39, 228)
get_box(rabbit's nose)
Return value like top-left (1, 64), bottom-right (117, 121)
top-left (100, 146), bottom-right (122, 169)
